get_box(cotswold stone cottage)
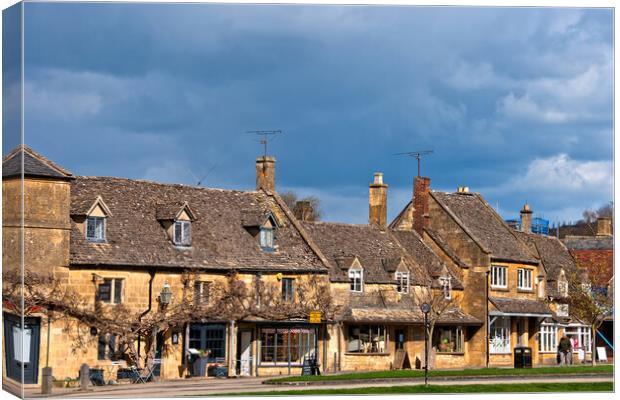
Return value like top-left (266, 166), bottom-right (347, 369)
top-left (2, 146), bottom-right (591, 388)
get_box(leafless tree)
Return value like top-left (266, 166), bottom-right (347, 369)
top-left (564, 270), bottom-right (613, 365)
top-left (280, 190), bottom-right (323, 221)
top-left (3, 268), bottom-right (337, 372)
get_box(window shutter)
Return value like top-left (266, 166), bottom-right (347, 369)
top-left (114, 279), bottom-right (123, 304)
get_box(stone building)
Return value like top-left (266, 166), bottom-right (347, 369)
top-left (390, 177), bottom-right (579, 367)
top-left (562, 218), bottom-right (614, 361)
top-left (2, 146), bottom-right (596, 389)
top-left (3, 146), bottom-right (334, 385)
top-left (300, 173), bottom-right (482, 372)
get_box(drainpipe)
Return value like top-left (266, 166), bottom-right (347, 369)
top-left (485, 269), bottom-right (490, 368)
top-left (138, 270), bottom-right (156, 358)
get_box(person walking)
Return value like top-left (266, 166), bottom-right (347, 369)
top-left (558, 335), bottom-right (573, 366)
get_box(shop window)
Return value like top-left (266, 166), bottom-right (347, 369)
top-left (491, 265), bottom-right (507, 288)
top-left (539, 324), bottom-right (558, 353)
top-left (97, 278), bottom-right (123, 304)
top-left (260, 327), bottom-right (316, 365)
top-left (565, 325), bottom-right (591, 353)
top-left (433, 326), bottom-right (463, 353)
top-left (347, 325), bottom-right (386, 353)
top-left (489, 317), bottom-right (511, 353)
top-left (188, 324), bottom-right (226, 361)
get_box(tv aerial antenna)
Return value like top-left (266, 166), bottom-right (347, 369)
top-left (246, 129), bottom-right (282, 157)
top-left (394, 150), bottom-right (434, 176)
top-left (188, 163), bottom-right (218, 186)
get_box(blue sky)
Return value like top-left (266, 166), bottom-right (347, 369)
top-left (3, 3), bottom-right (614, 225)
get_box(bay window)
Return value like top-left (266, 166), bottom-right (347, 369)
top-left (260, 327), bottom-right (317, 365)
top-left (539, 324), bottom-right (558, 353)
top-left (433, 326), bottom-right (463, 353)
top-left (489, 316), bottom-right (511, 353)
top-left (347, 325), bottom-right (386, 353)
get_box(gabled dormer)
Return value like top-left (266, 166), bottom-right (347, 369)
top-left (71, 196), bottom-right (113, 243)
top-left (242, 210), bottom-right (280, 252)
top-left (382, 257), bottom-right (410, 294)
top-left (335, 256), bottom-right (364, 293)
top-left (437, 265), bottom-right (452, 300)
top-left (156, 202), bottom-right (196, 247)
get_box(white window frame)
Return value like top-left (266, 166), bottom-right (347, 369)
top-left (558, 280), bottom-right (569, 297)
top-left (439, 276), bottom-right (452, 299)
top-left (86, 216), bottom-right (106, 242)
top-left (491, 265), bottom-right (507, 288)
top-left (489, 316), bottom-right (511, 354)
top-left (565, 325), bottom-right (592, 353)
top-left (517, 268), bottom-right (533, 290)
top-left (173, 220), bottom-right (191, 246)
top-left (349, 269), bottom-right (363, 292)
top-left (194, 281), bottom-right (211, 305)
top-left (395, 271), bottom-right (410, 294)
top-left (539, 324), bottom-right (558, 353)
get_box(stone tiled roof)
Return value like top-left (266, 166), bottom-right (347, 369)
top-left (301, 222), bottom-right (430, 284)
top-left (391, 229), bottom-right (464, 289)
top-left (2, 145), bottom-right (73, 180)
top-left (489, 297), bottom-right (552, 316)
top-left (431, 192), bottom-right (539, 264)
top-left (562, 235), bottom-right (613, 250)
top-left (341, 292), bottom-right (481, 324)
top-left (422, 228), bottom-right (469, 270)
top-left (513, 231), bottom-right (577, 280)
top-left (69, 176), bottom-right (328, 272)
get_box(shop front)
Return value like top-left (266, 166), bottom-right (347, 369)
top-left (256, 323), bottom-right (319, 376)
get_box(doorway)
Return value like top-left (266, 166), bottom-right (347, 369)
top-left (395, 328), bottom-right (406, 350)
top-left (3, 313), bottom-right (41, 384)
top-left (517, 319), bottom-right (525, 346)
top-left (237, 330), bottom-right (252, 376)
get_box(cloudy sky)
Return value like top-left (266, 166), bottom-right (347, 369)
top-left (3, 3), bottom-right (613, 225)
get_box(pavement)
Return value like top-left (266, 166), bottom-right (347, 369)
top-left (7, 372), bottom-right (612, 398)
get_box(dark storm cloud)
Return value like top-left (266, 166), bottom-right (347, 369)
top-left (16, 3), bottom-right (613, 223)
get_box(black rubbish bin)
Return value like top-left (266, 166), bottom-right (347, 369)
top-left (514, 346), bottom-right (532, 368)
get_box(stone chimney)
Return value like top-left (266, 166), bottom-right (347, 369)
top-left (369, 172), bottom-right (388, 230)
top-left (294, 200), bottom-right (314, 222)
top-left (596, 217), bottom-right (612, 236)
top-left (256, 156), bottom-right (275, 192)
top-left (412, 176), bottom-right (431, 235)
top-left (520, 203), bottom-right (533, 233)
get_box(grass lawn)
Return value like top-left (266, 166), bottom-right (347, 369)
top-left (217, 381), bottom-right (613, 395)
top-left (265, 364), bottom-right (614, 383)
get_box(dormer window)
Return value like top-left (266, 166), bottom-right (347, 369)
top-left (86, 216), bottom-right (106, 242)
top-left (174, 220), bottom-right (191, 246)
top-left (79, 196), bottom-right (111, 243)
top-left (156, 201), bottom-right (196, 248)
top-left (395, 271), bottom-right (410, 294)
top-left (349, 268), bottom-right (363, 292)
top-left (440, 276), bottom-right (452, 300)
top-left (260, 226), bottom-right (275, 251)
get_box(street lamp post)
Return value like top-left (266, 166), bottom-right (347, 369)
top-left (420, 302), bottom-right (431, 386)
